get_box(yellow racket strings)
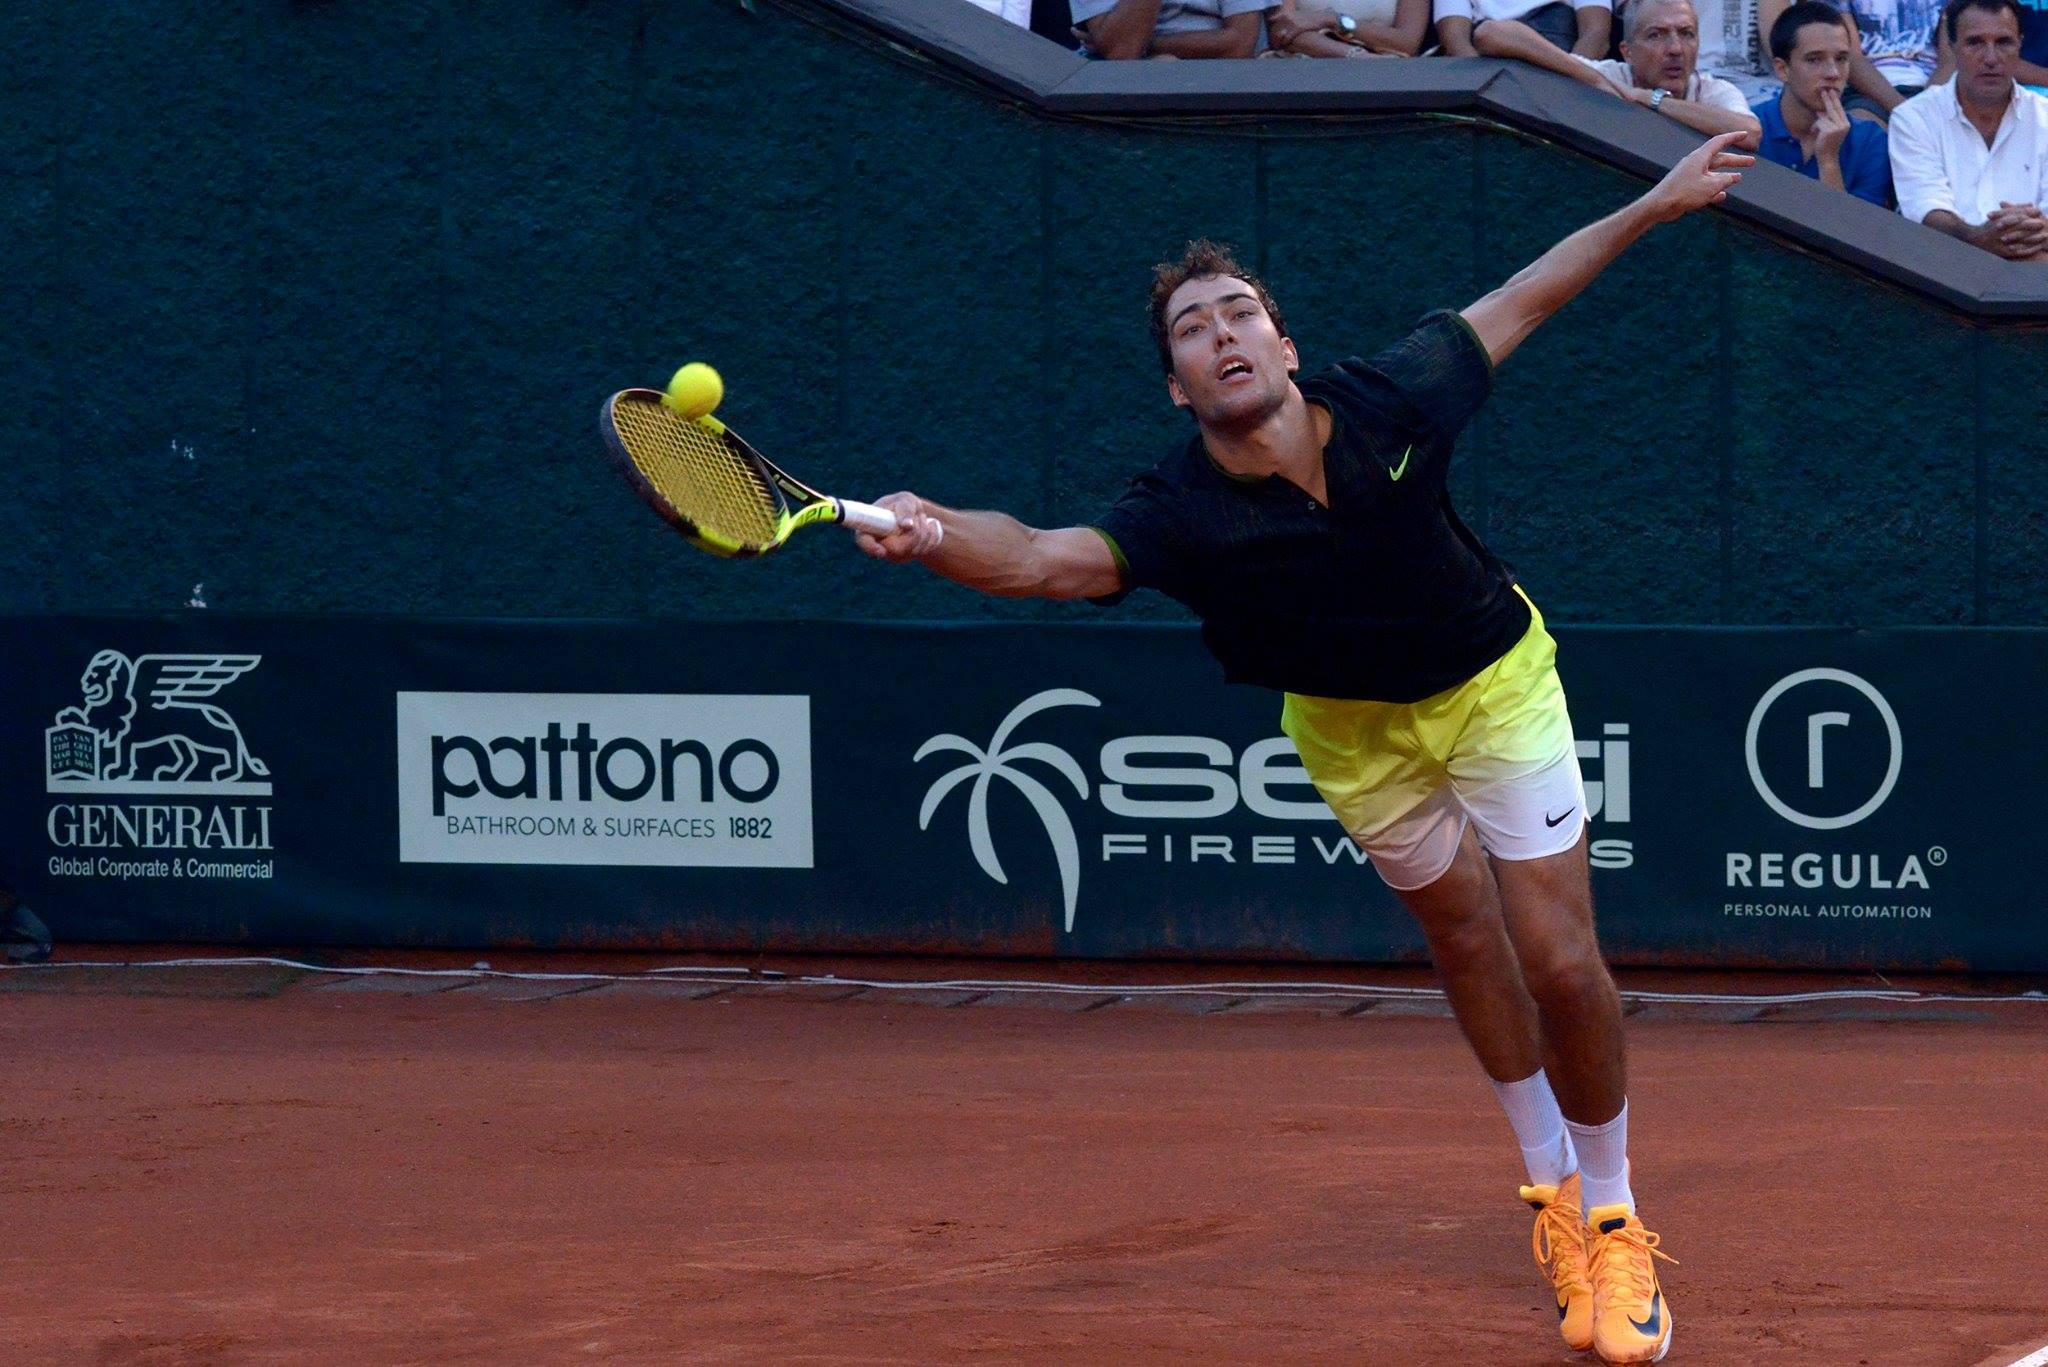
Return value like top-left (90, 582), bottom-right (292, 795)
top-left (613, 396), bottom-right (783, 547)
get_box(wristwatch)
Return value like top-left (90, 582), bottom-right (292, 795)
top-left (1649, 87), bottom-right (1669, 110)
top-left (1336, 13), bottom-right (1357, 33)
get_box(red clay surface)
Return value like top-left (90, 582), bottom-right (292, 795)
top-left (3, 953), bottom-right (2046, 1364)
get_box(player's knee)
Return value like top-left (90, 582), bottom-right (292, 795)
top-left (1414, 900), bottom-right (1505, 968)
top-left (1519, 939), bottom-right (1609, 1012)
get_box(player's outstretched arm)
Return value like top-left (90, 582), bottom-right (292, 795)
top-left (1459, 131), bottom-right (1753, 367)
top-left (853, 491), bottom-right (1124, 601)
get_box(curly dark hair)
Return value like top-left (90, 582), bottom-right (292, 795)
top-left (1147, 240), bottom-right (1288, 376)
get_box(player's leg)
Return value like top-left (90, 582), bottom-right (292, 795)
top-left (1490, 839), bottom-right (1670, 1364)
top-left (1490, 835), bottom-right (1624, 1132)
top-left (1284, 691), bottom-right (1594, 1349)
top-left (1385, 815), bottom-right (1541, 1084)
top-left (1282, 694), bottom-right (1550, 1090)
top-left (1389, 825), bottom-right (1598, 1351)
top-left (1283, 686), bottom-right (1590, 1184)
top-left (1449, 600), bottom-right (1672, 1364)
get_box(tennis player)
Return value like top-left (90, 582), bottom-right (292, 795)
top-left (858, 132), bottom-right (1750, 1362)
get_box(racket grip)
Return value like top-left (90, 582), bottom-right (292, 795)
top-left (837, 499), bottom-right (943, 546)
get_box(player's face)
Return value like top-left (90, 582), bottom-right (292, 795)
top-left (1163, 275), bottom-right (1298, 428)
top-left (1953, 6), bottom-right (2020, 104)
top-left (1775, 22), bottom-right (1853, 109)
top-left (1622, 0), bottom-right (1700, 95)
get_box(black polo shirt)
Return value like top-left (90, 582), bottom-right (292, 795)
top-left (1089, 309), bottom-right (1529, 704)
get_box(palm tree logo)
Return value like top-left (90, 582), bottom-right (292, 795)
top-left (916, 689), bottom-right (1101, 933)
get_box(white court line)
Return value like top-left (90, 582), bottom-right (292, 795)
top-left (3, 955), bottom-right (2046, 1008)
top-left (2000, 1346), bottom-right (2048, 1367)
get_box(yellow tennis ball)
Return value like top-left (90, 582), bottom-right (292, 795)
top-left (664, 362), bottom-right (724, 419)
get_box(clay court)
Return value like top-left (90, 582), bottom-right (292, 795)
top-left (4, 951), bottom-right (2045, 1365)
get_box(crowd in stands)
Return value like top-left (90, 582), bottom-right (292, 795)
top-left (965, 0), bottom-right (2048, 258)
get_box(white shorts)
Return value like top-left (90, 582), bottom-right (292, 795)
top-left (1350, 747), bottom-right (1587, 891)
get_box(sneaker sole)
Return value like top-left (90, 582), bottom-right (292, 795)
top-left (1596, 1321), bottom-right (1671, 1364)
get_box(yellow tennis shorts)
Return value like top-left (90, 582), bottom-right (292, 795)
top-left (1279, 590), bottom-right (1587, 891)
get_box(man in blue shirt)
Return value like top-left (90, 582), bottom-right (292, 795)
top-left (1753, 2), bottom-right (1897, 204)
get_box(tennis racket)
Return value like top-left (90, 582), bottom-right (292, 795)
top-left (599, 388), bottom-right (929, 560)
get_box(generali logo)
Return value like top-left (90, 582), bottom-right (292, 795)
top-left (45, 652), bottom-right (271, 796)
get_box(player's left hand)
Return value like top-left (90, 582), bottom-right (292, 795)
top-left (1642, 131), bottom-right (1754, 223)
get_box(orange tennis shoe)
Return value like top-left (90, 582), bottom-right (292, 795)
top-left (1585, 1203), bottom-right (1677, 1363)
top-left (1519, 1172), bottom-right (1594, 1351)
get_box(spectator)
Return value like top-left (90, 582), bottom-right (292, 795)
top-left (1474, 0), bottom-right (1764, 143)
top-left (1753, 2), bottom-right (1897, 202)
top-left (1266, 0), bottom-right (1434, 53)
top-left (1436, 0), bottom-right (1613, 61)
top-left (1071, 0), bottom-right (1264, 57)
top-left (1932, 0), bottom-right (2048, 87)
top-left (1890, 0), bottom-right (2048, 254)
top-left (1753, 0), bottom-right (1926, 116)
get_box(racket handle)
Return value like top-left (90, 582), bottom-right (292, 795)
top-left (837, 499), bottom-right (944, 546)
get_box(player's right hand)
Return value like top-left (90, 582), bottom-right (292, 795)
top-left (855, 491), bottom-right (943, 563)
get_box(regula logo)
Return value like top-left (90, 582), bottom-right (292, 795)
top-left (1744, 668), bottom-right (1901, 830)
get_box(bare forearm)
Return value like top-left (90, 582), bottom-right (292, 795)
top-left (897, 505), bottom-right (1065, 599)
top-left (1848, 48), bottom-right (1903, 110)
top-left (1084, 0), bottom-right (1166, 58)
top-left (1922, 209), bottom-right (1982, 245)
top-left (1817, 152), bottom-right (1846, 192)
top-left (1924, 207), bottom-right (2048, 258)
top-left (1462, 197), bottom-right (1658, 362)
top-left (1282, 28), bottom-right (1364, 55)
top-left (1436, 15), bottom-right (1477, 55)
top-left (1509, 197), bottom-right (1655, 301)
top-left (1656, 100), bottom-right (1761, 146)
top-left (1473, 17), bottom-right (1604, 83)
top-left (1151, 15), bottom-right (1259, 55)
top-left (1354, 0), bottom-right (1429, 53)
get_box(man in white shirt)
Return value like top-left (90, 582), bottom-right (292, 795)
top-left (1437, 0), bottom-right (1614, 62)
top-left (1889, 0), bottom-right (2048, 256)
top-left (1475, 0), bottom-right (1766, 143)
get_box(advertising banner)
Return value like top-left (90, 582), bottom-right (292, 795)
top-left (0, 616), bottom-right (2034, 968)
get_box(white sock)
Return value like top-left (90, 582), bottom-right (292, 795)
top-left (1490, 1069), bottom-right (1578, 1188)
top-left (1565, 1102), bottom-right (1634, 1219)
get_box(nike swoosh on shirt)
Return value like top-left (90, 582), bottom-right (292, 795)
top-left (1387, 446), bottom-right (1412, 481)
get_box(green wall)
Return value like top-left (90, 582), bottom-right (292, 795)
top-left (5, 1), bottom-right (2042, 625)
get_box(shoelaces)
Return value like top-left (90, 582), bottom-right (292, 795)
top-left (1531, 1200), bottom-right (1591, 1295)
top-left (1590, 1221), bottom-right (1677, 1302)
